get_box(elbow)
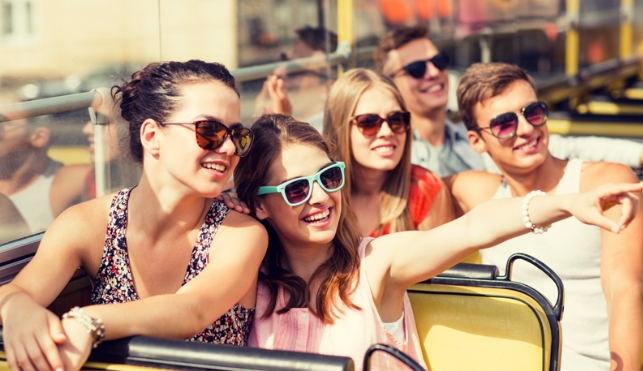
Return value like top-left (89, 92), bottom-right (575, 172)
top-left (605, 279), bottom-right (643, 308)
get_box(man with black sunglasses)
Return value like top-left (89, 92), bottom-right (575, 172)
top-left (449, 62), bottom-right (642, 371)
top-left (374, 25), bottom-right (643, 177)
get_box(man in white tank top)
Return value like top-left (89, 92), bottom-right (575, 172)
top-left (446, 63), bottom-right (643, 371)
top-left (0, 117), bottom-right (92, 234)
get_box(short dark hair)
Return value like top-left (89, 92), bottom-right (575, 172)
top-left (456, 63), bottom-right (537, 131)
top-left (296, 26), bottom-right (338, 52)
top-left (112, 60), bottom-right (238, 163)
top-left (374, 25), bottom-right (429, 74)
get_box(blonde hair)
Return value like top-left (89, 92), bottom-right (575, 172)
top-left (323, 68), bottom-right (413, 235)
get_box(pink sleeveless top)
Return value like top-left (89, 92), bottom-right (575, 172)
top-left (248, 237), bottom-right (427, 371)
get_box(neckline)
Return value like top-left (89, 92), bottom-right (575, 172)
top-left (118, 188), bottom-right (217, 300)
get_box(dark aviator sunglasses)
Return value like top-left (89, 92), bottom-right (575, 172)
top-left (472, 101), bottom-right (549, 140)
top-left (351, 111), bottom-right (411, 136)
top-left (161, 120), bottom-right (254, 157)
top-left (392, 51), bottom-right (450, 79)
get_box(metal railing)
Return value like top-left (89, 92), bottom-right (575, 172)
top-left (232, 40), bottom-right (351, 82)
top-left (0, 41), bottom-right (353, 123)
top-left (1, 31), bottom-right (641, 197)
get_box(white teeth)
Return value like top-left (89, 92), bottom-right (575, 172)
top-left (427, 85), bottom-right (442, 93)
top-left (202, 163), bottom-right (226, 171)
top-left (304, 209), bottom-right (330, 223)
top-left (374, 146), bottom-right (395, 153)
top-left (518, 139), bottom-right (538, 150)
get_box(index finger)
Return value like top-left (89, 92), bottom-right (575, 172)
top-left (34, 334), bottom-right (62, 371)
top-left (616, 193), bottom-right (638, 229)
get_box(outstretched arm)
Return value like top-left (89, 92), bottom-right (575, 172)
top-left (371, 182), bottom-right (643, 292)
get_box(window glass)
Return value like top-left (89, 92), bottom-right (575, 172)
top-left (577, 0), bottom-right (621, 68)
top-left (632, 0), bottom-right (643, 57)
top-left (0, 0), bottom-right (338, 245)
top-left (237, 0), bottom-right (337, 132)
top-left (0, 1), bottom-right (158, 244)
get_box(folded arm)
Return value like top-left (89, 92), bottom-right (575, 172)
top-left (589, 165), bottom-right (643, 371)
top-left (82, 211), bottom-right (267, 340)
top-left (549, 134), bottom-right (643, 168)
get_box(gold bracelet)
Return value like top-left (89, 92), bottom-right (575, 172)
top-left (62, 306), bottom-right (106, 348)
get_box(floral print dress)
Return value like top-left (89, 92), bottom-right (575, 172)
top-left (90, 187), bottom-right (254, 345)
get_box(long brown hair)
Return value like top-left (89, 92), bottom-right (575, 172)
top-left (234, 114), bottom-right (362, 323)
top-left (323, 68), bottom-right (413, 235)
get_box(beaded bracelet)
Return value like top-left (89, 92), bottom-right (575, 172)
top-left (521, 190), bottom-right (551, 234)
top-left (62, 306), bottom-right (106, 348)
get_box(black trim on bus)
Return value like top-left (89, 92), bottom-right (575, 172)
top-left (363, 344), bottom-right (424, 371)
top-left (0, 330), bottom-right (354, 371)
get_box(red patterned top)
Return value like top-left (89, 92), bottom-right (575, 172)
top-left (91, 187), bottom-right (254, 345)
top-left (369, 165), bottom-right (442, 237)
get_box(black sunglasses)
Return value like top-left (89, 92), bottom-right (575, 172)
top-left (351, 111), bottom-right (411, 136)
top-left (161, 120), bottom-right (254, 157)
top-left (472, 101), bottom-right (549, 140)
top-left (392, 51), bottom-right (450, 79)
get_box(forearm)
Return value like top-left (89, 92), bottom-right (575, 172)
top-left (0, 285), bottom-right (33, 325)
top-left (83, 293), bottom-right (215, 340)
top-left (607, 289), bottom-right (643, 371)
top-left (463, 194), bottom-right (572, 250)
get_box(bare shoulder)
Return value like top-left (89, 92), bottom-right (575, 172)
top-left (221, 209), bottom-right (266, 230)
top-left (33, 192), bottom-right (115, 276)
top-left (43, 195), bottom-right (113, 245)
top-left (580, 161), bottom-right (639, 191)
top-left (445, 170), bottom-right (503, 212)
top-left (218, 209), bottom-right (268, 251)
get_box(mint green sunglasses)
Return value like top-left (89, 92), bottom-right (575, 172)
top-left (257, 162), bottom-right (345, 206)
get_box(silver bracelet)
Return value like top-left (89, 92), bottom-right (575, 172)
top-left (62, 306), bottom-right (106, 348)
top-left (521, 190), bottom-right (551, 234)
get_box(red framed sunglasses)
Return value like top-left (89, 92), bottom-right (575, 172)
top-left (350, 111), bottom-right (411, 136)
top-left (161, 120), bottom-right (254, 157)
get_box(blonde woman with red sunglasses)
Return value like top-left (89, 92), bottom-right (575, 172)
top-left (0, 60), bottom-right (267, 371)
top-left (323, 68), bottom-right (453, 237)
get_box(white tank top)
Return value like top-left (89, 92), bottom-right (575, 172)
top-left (9, 160), bottom-right (62, 233)
top-left (481, 158), bottom-right (609, 371)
